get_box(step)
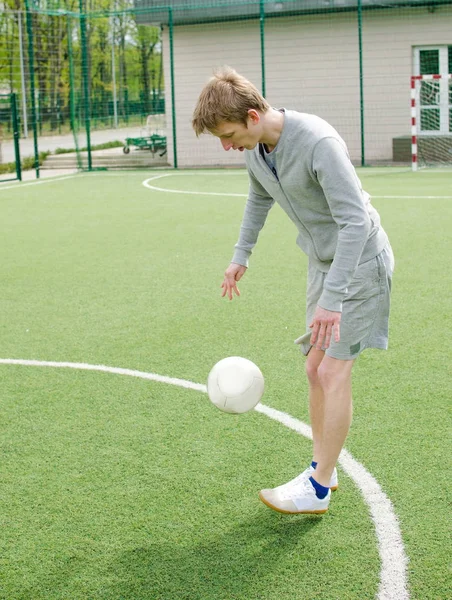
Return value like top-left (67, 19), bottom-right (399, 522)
top-left (43, 152), bottom-right (168, 169)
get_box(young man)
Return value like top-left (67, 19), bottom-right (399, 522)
top-left (192, 67), bottom-right (394, 515)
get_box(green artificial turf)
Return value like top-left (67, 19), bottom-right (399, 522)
top-left (0, 168), bottom-right (450, 599)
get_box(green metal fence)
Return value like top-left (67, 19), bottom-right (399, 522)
top-left (0, 93), bottom-right (22, 182)
top-left (1, 0), bottom-right (451, 175)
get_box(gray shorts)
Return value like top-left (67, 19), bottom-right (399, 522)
top-left (296, 243), bottom-right (395, 360)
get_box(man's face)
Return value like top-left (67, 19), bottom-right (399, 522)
top-left (211, 113), bottom-right (261, 152)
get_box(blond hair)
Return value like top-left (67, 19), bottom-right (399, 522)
top-left (192, 66), bottom-right (270, 136)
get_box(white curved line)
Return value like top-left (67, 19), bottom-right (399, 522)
top-left (142, 172), bottom-right (247, 197)
top-left (0, 358), bottom-right (409, 600)
top-left (254, 403), bottom-right (409, 600)
top-left (0, 358), bottom-right (206, 393)
top-left (141, 172), bottom-right (451, 200)
top-left (0, 173), bottom-right (82, 192)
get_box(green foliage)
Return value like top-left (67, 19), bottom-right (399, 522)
top-left (0, 161), bottom-right (16, 174)
top-left (54, 139), bottom-right (123, 153)
top-left (0, 1), bottom-right (164, 135)
top-left (0, 149), bottom-right (49, 173)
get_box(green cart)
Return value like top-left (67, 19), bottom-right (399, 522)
top-left (123, 133), bottom-right (167, 156)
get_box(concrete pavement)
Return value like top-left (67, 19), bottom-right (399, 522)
top-left (0, 168), bottom-right (78, 183)
top-left (0, 125), bottom-right (143, 163)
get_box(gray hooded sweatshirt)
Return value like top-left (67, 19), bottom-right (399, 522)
top-left (231, 110), bottom-right (388, 313)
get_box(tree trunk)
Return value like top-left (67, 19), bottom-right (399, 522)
top-left (139, 41), bottom-right (151, 116)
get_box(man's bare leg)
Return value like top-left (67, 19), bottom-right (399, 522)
top-left (312, 355), bottom-right (354, 488)
top-left (305, 347), bottom-right (326, 462)
top-left (258, 352), bottom-right (354, 513)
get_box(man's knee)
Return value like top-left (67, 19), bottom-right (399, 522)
top-left (305, 359), bottom-right (320, 385)
top-left (317, 363), bottom-right (335, 391)
top-left (305, 348), bottom-right (324, 385)
top-left (317, 357), bottom-right (354, 392)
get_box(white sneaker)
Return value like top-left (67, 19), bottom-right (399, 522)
top-left (259, 477), bottom-right (331, 514)
top-left (308, 465), bottom-right (339, 491)
top-left (271, 465), bottom-right (338, 491)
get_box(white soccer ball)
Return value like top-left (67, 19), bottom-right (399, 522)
top-left (207, 356), bottom-right (265, 414)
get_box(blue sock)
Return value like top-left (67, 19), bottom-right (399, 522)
top-left (311, 461), bottom-right (317, 468)
top-left (309, 476), bottom-right (329, 499)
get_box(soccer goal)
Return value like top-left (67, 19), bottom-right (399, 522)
top-left (411, 74), bottom-right (452, 171)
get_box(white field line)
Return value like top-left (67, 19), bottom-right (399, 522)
top-left (82, 170), bottom-right (248, 178)
top-left (142, 170), bottom-right (247, 175)
top-left (0, 357), bottom-right (409, 600)
top-left (0, 173), bottom-right (83, 191)
top-left (143, 172), bottom-right (449, 200)
top-left (0, 358), bottom-right (206, 392)
top-left (143, 173), bottom-right (247, 197)
top-left (410, 169), bottom-right (452, 173)
top-left (255, 403), bottom-right (409, 600)
top-left (373, 195), bottom-right (452, 199)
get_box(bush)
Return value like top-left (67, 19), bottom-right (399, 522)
top-left (1, 139), bottom-right (124, 176)
top-left (54, 141), bottom-right (123, 154)
top-left (0, 151), bottom-right (50, 175)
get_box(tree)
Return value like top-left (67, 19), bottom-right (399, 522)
top-left (0, 0), bottom-right (165, 137)
top-left (136, 23), bottom-right (160, 115)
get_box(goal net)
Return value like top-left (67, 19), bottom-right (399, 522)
top-left (411, 74), bottom-right (452, 171)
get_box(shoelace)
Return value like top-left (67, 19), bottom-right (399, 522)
top-left (275, 469), bottom-right (311, 492)
top-left (275, 467), bottom-right (336, 495)
top-left (280, 477), bottom-right (315, 501)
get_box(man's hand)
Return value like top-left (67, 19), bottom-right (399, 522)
top-left (221, 263), bottom-right (247, 300)
top-left (309, 305), bottom-right (341, 350)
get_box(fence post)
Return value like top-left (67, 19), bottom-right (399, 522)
top-left (260, 0), bottom-right (266, 98)
top-left (79, 0), bottom-right (92, 170)
top-left (111, 16), bottom-right (118, 129)
top-left (18, 11), bottom-right (28, 139)
top-left (11, 93), bottom-right (22, 181)
top-left (358, 0), bottom-right (365, 166)
top-left (169, 7), bottom-right (177, 169)
top-left (24, 0), bottom-right (40, 178)
top-left (67, 16), bottom-right (82, 170)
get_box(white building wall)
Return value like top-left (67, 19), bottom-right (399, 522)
top-left (360, 5), bottom-right (452, 161)
top-left (264, 13), bottom-right (361, 159)
top-left (162, 21), bottom-right (261, 168)
top-left (162, 5), bottom-right (452, 167)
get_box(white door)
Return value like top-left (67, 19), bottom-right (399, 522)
top-left (414, 46), bottom-right (452, 134)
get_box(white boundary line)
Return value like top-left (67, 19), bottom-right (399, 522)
top-left (0, 357), bottom-right (409, 600)
top-left (143, 173), bottom-right (247, 197)
top-left (2, 170), bottom-right (448, 201)
top-left (255, 403), bottom-right (409, 600)
top-left (373, 195), bottom-right (452, 199)
top-left (142, 172), bottom-right (451, 200)
top-left (0, 173), bottom-right (84, 192)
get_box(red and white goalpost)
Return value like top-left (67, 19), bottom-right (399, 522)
top-left (411, 74), bottom-right (452, 171)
